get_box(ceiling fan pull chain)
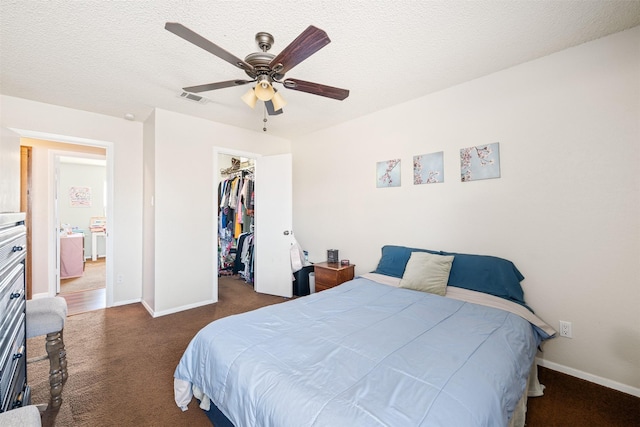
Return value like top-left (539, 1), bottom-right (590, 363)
top-left (263, 105), bottom-right (268, 132)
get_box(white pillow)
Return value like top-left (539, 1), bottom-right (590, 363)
top-left (399, 252), bottom-right (454, 296)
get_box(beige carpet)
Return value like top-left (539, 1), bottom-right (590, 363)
top-left (60, 258), bottom-right (106, 294)
top-left (27, 276), bottom-right (285, 426)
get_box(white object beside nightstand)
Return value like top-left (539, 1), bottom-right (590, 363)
top-left (91, 231), bottom-right (106, 261)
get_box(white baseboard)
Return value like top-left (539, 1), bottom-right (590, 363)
top-left (536, 357), bottom-right (640, 397)
top-left (145, 299), bottom-right (215, 318)
top-left (110, 298), bottom-right (141, 307)
top-left (140, 299), bottom-right (155, 317)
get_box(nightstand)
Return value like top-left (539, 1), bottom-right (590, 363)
top-left (313, 262), bottom-right (355, 292)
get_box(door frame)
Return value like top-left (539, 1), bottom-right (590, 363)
top-left (213, 147), bottom-right (261, 302)
top-left (20, 146), bottom-right (33, 299)
top-left (11, 128), bottom-right (114, 306)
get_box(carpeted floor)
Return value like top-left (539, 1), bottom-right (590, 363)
top-left (526, 367), bottom-right (640, 426)
top-left (60, 258), bottom-right (106, 294)
top-left (27, 276), bottom-right (640, 426)
top-left (28, 276), bottom-right (284, 426)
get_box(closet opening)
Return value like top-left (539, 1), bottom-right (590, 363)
top-left (217, 154), bottom-right (255, 284)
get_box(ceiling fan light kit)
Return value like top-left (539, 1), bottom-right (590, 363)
top-left (254, 75), bottom-right (276, 101)
top-left (241, 88), bottom-right (258, 109)
top-left (165, 22), bottom-right (349, 120)
top-left (271, 91), bottom-right (287, 111)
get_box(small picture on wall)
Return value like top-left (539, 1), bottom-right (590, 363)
top-left (376, 159), bottom-right (401, 188)
top-left (413, 151), bottom-right (444, 184)
top-left (69, 186), bottom-right (91, 207)
top-left (460, 142), bottom-right (501, 182)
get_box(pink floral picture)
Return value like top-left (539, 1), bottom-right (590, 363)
top-left (376, 159), bottom-right (401, 188)
top-left (414, 152), bottom-right (444, 184)
top-left (69, 186), bottom-right (91, 207)
top-left (460, 142), bottom-right (501, 182)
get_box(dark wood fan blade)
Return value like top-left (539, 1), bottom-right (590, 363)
top-left (165, 22), bottom-right (254, 72)
top-left (265, 100), bottom-right (283, 116)
top-left (282, 79), bottom-right (349, 100)
top-left (269, 26), bottom-right (330, 75)
top-left (183, 80), bottom-right (254, 93)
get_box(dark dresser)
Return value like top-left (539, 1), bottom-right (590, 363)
top-left (0, 212), bottom-right (30, 412)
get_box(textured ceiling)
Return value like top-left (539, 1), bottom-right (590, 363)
top-left (1, 1), bottom-right (639, 139)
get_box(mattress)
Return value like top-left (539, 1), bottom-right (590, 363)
top-left (174, 276), bottom-right (553, 426)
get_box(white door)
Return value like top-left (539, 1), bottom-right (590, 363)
top-left (254, 153), bottom-right (293, 298)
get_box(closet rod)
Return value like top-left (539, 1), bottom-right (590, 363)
top-left (220, 165), bottom-right (254, 176)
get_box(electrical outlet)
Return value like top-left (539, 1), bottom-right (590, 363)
top-left (559, 320), bottom-right (572, 338)
top-left (117, 274), bottom-right (124, 284)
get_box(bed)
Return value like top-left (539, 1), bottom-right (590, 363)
top-left (174, 245), bottom-right (555, 426)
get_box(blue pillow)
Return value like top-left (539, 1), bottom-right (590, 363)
top-left (373, 245), bottom-right (440, 278)
top-left (373, 245), bottom-right (529, 309)
top-left (441, 251), bottom-right (527, 307)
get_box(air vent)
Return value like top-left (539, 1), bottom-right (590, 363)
top-left (178, 91), bottom-right (208, 104)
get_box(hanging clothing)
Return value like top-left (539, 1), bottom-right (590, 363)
top-left (217, 169), bottom-right (255, 276)
top-left (240, 233), bottom-right (255, 283)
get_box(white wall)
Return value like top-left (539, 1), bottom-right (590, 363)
top-left (147, 108), bottom-right (290, 315)
top-left (291, 27), bottom-right (640, 394)
top-left (0, 95), bottom-right (143, 305)
top-left (59, 161), bottom-right (106, 258)
top-left (1, 95), bottom-right (290, 316)
top-left (0, 127), bottom-right (20, 212)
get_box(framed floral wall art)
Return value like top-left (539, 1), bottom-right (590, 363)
top-left (376, 159), bottom-right (401, 188)
top-left (414, 151), bottom-right (444, 184)
top-left (460, 142), bottom-right (501, 182)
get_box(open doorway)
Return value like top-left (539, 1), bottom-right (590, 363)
top-left (56, 155), bottom-right (106, 298)
top-left (215, 150), bottom-right (257, 302)
top-left (213, 148), bottom-right (294, 300)
top-left (20, 137), bottom-right (110, 315)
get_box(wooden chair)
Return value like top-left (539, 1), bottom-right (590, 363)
top-left (26, 297), bottom-right (68, 411)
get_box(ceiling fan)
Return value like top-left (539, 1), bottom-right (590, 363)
top-left (165, 22), bottom-right (350, 116)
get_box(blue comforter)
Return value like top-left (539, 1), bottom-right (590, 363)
top-left (175, 278), bottom-right (545, 426)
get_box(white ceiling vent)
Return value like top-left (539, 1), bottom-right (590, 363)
top-left (178, 91), bottom-right (208, 104)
